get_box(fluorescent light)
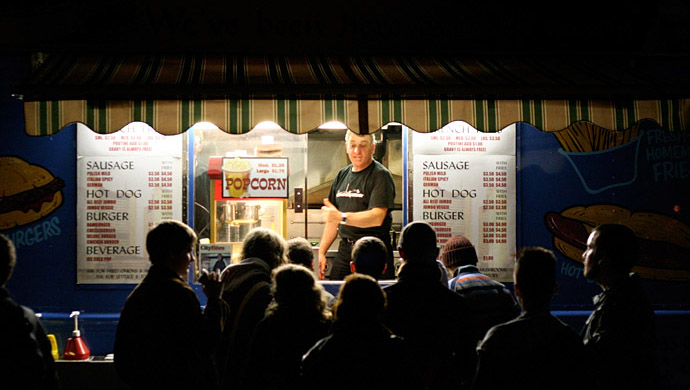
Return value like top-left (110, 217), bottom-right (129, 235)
top-left (191, 122), bottom-right (219, 131)
top-left (318, 121), bottom-right (348, 130)
top-left (253, 121), bottom-right (283, 130)
top-left (381, 122), bottom-right (402, 129)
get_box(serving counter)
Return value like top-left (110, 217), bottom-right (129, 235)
top-left (56, 356), bottom-right (126, 390)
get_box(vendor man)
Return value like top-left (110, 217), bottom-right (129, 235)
top-left (319, 130), bottom-right (396, 280)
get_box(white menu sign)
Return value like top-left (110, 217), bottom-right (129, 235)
top-left (76, 123), bottom-right (183, 284)
top-left (412, 122), bottom-right (516, 282)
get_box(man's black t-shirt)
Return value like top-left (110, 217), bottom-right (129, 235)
top-left (328, 159), bottom-right (395, 240)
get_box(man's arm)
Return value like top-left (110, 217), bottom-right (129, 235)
top-left (318, 221), bottom-right (338, 280)
top-left (322, 199), bottom-right (387, 228)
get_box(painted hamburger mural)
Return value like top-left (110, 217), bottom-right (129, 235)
top-left (0, 156), bottom-right (65, 230)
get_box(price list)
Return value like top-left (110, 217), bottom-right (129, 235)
top-left (145, 160), bottom-right (177, 229)
top-left (77, 123), bottom-right (183, 284)
top-left (481, 159), bottom-right (510, 246)
top-left (412, 123), bottom-right (516, 282)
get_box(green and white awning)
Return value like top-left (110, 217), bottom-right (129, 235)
top-left (23, 98), bottom-right (689, 135)
top-left (15, 54), bottom-right (690, 135)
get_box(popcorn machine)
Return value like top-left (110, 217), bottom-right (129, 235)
top-left (206, 155), bottom-right (289, 263)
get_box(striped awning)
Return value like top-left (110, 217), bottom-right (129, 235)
top-left (15, 54), bottom-right (690, 135)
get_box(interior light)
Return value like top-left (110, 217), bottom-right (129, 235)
top-left (381, 122), bottom-right (402, 129)
top-left (121, 122), bottom-right (155, 132)
top-left (318, 121), bottom-right (348, 130)
top-left (253, 121), bottom-right (283, 130)
top-left (226, 149), bottom-right (249, 157)
top-left (191, 122), bottom-right (220, 131)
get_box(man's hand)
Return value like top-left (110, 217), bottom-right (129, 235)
top-left (318, 252), bottom-right (328, 280)
top-left (318, 198), bottom-right (339, 281)
top-left (321, 198), bottom-right (343, 224)
top-left (199, 268), bottom-right (227, 300)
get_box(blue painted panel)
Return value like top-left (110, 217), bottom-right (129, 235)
top-left (518, 123), bottom-right (690, 309)
top-left (1, 56), bottom-right (135, 317)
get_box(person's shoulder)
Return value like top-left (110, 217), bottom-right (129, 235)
top-left (371, 160), bottom-right (394, 177)
top-left (0, 294), bottom-right (36, 319)
top-left (438, 282), bottom-right (469, 304)
top-left (19, 304), bottom-right (38, 322)
top-left (383, 333), bottom-right (411, 351)
top-left (382, 280), bottom-right (401, 295)
top-left (372, 159), bottom-right (390, 170)
top-left (602, 278), bottom-right (653, 317)
top-left (0, 296), bottom-right (20, 321)
top-left (335, 164), bottom-right (353, 177)
top-left (479, 316), bottom-right (523, 348)
top-left (328, 164), bottom-right (351, 185)
top-left (128, 272), bottom-right (196, 304)
top-left (223, 273), bottom-right (271, 305)
top-left (0, 297), bottom-right (46, 339)
top-left (556, 319), bottom-right (586, 344)
top-left (302, 333), bottom-right (334, 360)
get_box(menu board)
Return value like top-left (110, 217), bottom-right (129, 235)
top-left (411, 122), bottom-right (516, 281)
top-left (76, 123), bottom-right (183, 284)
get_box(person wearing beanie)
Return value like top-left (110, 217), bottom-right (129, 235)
top-left (441, 234), bottom-right (520, 345)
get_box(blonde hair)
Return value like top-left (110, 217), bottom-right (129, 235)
top-left (265, 264), bottom-right (331, 320)
top-left (242, 228), bottom-right (288, 269)
top-left (333, 273), bottom-right (386, 326)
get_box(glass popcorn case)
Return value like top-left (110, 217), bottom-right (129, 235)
top-left (192, 126), bottom-right (307, 270)
top-left (207, 154), bottom-right (289, 264)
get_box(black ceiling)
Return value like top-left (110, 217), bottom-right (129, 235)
top-left (2, 0), bottom-right (689, 57)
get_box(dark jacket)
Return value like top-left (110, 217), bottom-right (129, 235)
top-left (238, 311), bottom-right (331, 390)
top-left (218, 257), bottom-right (273, 390)
top-left (0, 287), bottom-right (59, 390)
top-left (301, 323), bottom-right (422, 390)
top-left (474, 312), bottom-right (591, 390)
top-left (114, 265), bottom-right (228, 390)
top-left (383, 261), bottom-right (476, 389)
top-left (582, 273), bottom-right (657, 389)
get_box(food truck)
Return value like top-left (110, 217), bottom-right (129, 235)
top-left (3, 53), bottom-right (690, 388)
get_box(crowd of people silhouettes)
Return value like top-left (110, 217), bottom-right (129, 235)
top-left (0, 217), bottom-right (657, 389)
top-left (112, 219), bottom-right (657, 389)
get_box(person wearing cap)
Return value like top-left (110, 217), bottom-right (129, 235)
top-left (473, 247), bottom-right (591, 390)
top-left (441, 234), bottom-right (520, 343)
top-left (319, 130), bottom-right (396, 281)
top-left (383, 221), bottom-right (475, 389)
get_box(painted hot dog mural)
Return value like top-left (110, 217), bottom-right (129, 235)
top-left (545, 204), bottom-right (690, 282)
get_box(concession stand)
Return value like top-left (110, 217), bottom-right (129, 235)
top-left (3, 52), bottom-right (690, 387)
